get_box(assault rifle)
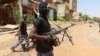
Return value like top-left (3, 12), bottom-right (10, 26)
top-left (47, 24), bottom-right (75, 46)
top-left (21, 24), bottom-right (75, 50)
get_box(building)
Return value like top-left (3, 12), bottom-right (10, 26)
top-left (0, 0), bottom-right (17, 24)
top-left (47, 0), bottom-right (77, 13)
top-left (27, 0), bottom-right (77, 16)
top-left (48, 0), bottom-right (77, 20)
top-left (0, 0), bottom-right (35, 24)
top-left (73, 12), bottom-right (82, 20)
top-left (0, 0), bottom-right (78, 24)
top-left (30, 0), bottom-right (77, 14)
top-left (69, 0), bottom-right (77, 12)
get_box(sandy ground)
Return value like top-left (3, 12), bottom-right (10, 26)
top-left (0, 21), bottom-right (100, 56)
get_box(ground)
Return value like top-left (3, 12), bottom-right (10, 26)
top-left (0, 21), bottom-right (100, 56)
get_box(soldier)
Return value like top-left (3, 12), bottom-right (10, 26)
top-left (11, 14), bottom-right (29, 52)
top-left (29, 1), bottom-right (54, 56)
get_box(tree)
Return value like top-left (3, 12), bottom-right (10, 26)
top-left (82, 15), bottom-right (91, 21)
top-left (12, 0), bottom-right (23, 24)
top-left (92, 17), bottom-right (100, 23)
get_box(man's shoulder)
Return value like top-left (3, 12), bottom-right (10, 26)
top-left (37, 17), bottom-right (44, 20)
top-left (34, 17), bottom-right (43, 26)
top-left (36, 17), bottom-right (45, 23)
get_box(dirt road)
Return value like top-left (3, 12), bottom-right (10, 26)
top-left (0, 22), bottom-right (100, 56)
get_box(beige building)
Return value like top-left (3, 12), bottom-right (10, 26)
top-left (69, 0), bottom-right (77, 12)
top-left (73, 12), bottom-right (82, 20)
top-left (32, 0), bottom-right (77, 11)
top-left (23, 0), bottom-right (77, 20)
top-left (48, 0), bottom-right (77, 12)
top-left (50, 0), bottom-right (77, 16)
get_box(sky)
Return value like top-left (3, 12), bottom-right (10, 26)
top-left (77, 0), bottom-right (100, 17)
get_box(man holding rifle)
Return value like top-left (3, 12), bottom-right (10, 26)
top-left (29, 1), bottom-right (54, 56)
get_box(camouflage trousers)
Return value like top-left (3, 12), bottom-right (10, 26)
top-left (11, 34), bottom-right (29, 49)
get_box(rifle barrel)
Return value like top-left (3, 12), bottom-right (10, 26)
top-left (48, 25), bottom-right (73, 35)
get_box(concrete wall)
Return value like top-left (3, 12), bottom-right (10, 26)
top-left (69, 0), bottom-right (77, 12)
top-left (57, 4), bottom-right (66, 16)
top-left (73, 12), bottom-right (81, 20)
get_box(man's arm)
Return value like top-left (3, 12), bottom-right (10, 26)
top-left (29, 28), bottom-right (51, 41)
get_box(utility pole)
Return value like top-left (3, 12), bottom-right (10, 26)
top-left (84, 9), bottom-right (86, 22)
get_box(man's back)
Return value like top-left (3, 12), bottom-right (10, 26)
top-left (20, 21), bottom-right (27, 35)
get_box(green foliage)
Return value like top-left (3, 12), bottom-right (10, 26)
top-left (26, 14), bottom-right (36, 24)
top-left (57, 16), bottom-right (65, 21)
top-left (13, 6), bottom-right (20, 24)
top-left (65, 16), bottom-right (73, 21)
top-left (82, 15), bottom-right (91, 21)
top-left (56, 15), bottom-right (74, 21)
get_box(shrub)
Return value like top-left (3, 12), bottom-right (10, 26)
top-left (26, 14), bottom-right (36, 24)
top-left (82, 15), bottom-right (91, 21)
top-left (57, 16), bottom-right (65, 21)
